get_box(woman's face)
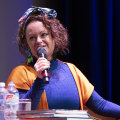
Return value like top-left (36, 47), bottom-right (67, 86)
top-left (25, 20), bottom-right (55, 61)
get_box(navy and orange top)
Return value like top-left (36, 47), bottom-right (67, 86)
top-left (5, 59), bottom-right (94, 110)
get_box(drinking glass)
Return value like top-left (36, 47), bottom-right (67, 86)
top-left (18, 99), bottom-right (31, 111)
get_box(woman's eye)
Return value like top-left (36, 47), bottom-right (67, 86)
top-left (29, 36), bottom-right (35, 41)
top-left (41, 33), bottom-right (48, 37)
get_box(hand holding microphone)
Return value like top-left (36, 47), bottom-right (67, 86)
top-left (34, 47), bottom-right (50, 84)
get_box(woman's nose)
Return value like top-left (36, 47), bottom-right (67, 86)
top-left (36, 37), bottom-right (42, 43)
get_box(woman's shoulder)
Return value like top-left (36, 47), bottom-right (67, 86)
top-left (11, 63), bottom-right (35, 74)
top-left (57, 59), bottom-right (75, 66)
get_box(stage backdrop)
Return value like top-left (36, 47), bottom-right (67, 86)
top-left (0, 1), bottom-right (32, 83)
top-left (33, 0), bottom-right (120, 105)
top-left (0, 0), bottom-right (120, 106)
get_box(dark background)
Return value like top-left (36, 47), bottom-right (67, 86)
top-left (1, 0), bottom-right (119, 106)
top-left (32, 0), bottom-right (120, 105)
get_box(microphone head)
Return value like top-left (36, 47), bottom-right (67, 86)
top-left (37, 47), bottom-right (47, 58)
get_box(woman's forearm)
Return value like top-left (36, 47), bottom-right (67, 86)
top-left (18, 77), bottom-right (45, 110)
top-left (86, 90), bottom-right (120, 118)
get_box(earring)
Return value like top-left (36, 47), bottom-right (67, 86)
top-left (26, 48), bottom-right (33, 64)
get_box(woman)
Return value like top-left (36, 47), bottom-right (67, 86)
top-left (6, 7), bottom-right (120, 118)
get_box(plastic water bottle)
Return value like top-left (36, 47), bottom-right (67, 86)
top-left (0, 82), bottom-right (7, 113)
top-left (4, 82), bottom-right (19, 118)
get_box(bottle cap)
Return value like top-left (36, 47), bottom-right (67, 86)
top-left (0, 82), bottom-right (5, 87)
top-left (8, 82), bottom-right (15, 86)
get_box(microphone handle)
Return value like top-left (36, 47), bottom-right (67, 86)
top-left (42, 69), bottom-right (49, 84)
top-left (38, 53), bottom-right (49, 84)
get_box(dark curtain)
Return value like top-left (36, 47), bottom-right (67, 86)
top-left (32, 0), bottom-right (120, 105)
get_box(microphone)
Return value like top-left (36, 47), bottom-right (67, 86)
top-left (37, 47), bottom-right (49, 84)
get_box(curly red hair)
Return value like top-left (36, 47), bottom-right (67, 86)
top-left (17, 15), bottom-right (69, 60)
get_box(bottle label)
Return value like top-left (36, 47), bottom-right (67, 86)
top-left (5, 93), bottom-right (19, 103)
top-left (0, 92), bottom-right (7, 110)
top-left (4, 93), bottom-right (19, 117)
top-left (0, 94), bottom-right (4, 99)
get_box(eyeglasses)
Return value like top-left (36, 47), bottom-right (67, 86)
top-left (18, 6), bottom-right (57, 23)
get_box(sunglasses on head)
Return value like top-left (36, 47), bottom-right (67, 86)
top-left (18, 6), bottom-right (57, 23)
